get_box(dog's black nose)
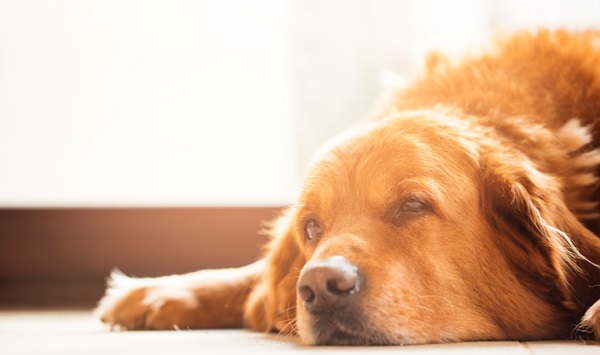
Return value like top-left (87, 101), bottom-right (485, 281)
top-left (297, 256), bottom-right (360, 313)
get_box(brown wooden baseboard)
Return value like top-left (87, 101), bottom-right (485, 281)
top-left (0, 207), bottom-right (282, 307)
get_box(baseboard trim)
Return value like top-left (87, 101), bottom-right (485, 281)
top-left (0, 207), bottom-right (281, 307)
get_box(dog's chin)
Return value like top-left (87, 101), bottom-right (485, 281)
top-left (317, 329), bottom-right (388, 346)
top-left (306, 320), bottom-right (397, 346)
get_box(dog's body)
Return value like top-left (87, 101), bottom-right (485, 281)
top-left (97, 29), bottom-right (600, 345)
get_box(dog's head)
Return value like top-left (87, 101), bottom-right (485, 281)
top-left (247, 111), bottom-right (591, 345)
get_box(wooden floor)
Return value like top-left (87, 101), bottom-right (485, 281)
top-left (1, 310), bottom-right (598, 354)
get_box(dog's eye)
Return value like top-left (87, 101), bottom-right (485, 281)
top-left (389, 198), bottom-right (431, 225)
top-left (304, 218), bottom-right (323, 241)
top-left (401, 199), bottom-right (428, 213)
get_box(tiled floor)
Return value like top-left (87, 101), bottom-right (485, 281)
top-left (0, 310), bottom-right (598, 354)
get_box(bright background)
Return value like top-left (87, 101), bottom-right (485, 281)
top-left (1, 0), bottom-right (599, 206)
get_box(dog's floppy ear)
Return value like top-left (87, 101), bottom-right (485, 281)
top-left (244, 208), bottom-right (305, 333)
top-left (481, 154), bottom-right (591, 312)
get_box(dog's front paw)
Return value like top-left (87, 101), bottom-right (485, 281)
top-left (579, 299), bottom-right (600, 339)
top-left (95, 270), bottom-right (198, 330)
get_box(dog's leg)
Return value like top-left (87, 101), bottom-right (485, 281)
top-left (575, 230), bottom-right (600, 339)
top-left (95, 260), bottom-right (264, 330)
top-left (580, 299), bottom-right (600, 338)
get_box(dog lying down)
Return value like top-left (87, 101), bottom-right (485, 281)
top-left (96, 29), bottom-right (600, 345)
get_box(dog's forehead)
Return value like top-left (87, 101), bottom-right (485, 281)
top-left (301, 113), bottom-right (479, 209)
top-left (312, 113), bottom-right (474, 177)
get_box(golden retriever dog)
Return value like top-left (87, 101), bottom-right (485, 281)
top-left (96, 29), bottom-right (600, 345)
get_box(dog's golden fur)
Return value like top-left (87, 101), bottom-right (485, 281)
top-left (96, 29), bottom-right (600, 345)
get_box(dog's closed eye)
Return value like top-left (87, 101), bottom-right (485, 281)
top-left (388, 197), bottom-right (432, 226)
top-left (401, 199), bottom-right (429, 213)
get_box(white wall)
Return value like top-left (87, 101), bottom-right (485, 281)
top-left (0, 0), bottom-right (295, 206)
top-left (1, 0), bottom-right (599, 206)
